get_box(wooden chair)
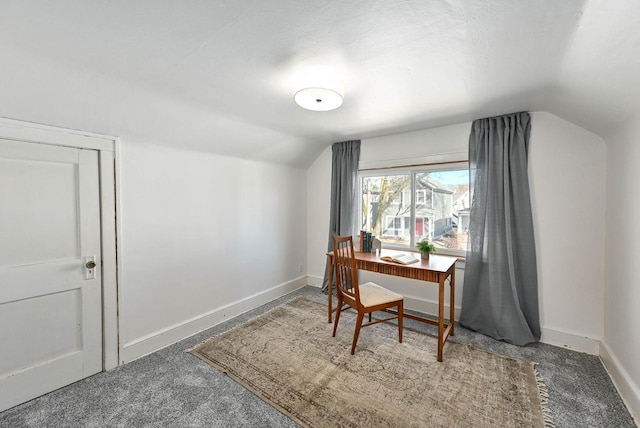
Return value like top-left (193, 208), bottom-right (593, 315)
top-left (331, 233), bottom-right (404, 354)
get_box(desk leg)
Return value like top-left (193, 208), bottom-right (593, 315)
top-left (327, 255), bottom-right (333, 323)
top-left (450, 267), bottom-right (455, 336)
top-left (437, 274), bottom-right (445, 362)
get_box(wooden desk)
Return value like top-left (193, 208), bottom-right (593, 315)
top-left (326, 250), bottom-right (457, 362)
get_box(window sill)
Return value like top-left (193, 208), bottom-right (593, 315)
top-left (435, 252), bottom-right (466, 269)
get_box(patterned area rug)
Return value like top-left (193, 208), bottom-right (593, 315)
top-left (188, 298), bottom-right (552, 427)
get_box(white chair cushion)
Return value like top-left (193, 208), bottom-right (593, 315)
top-left (359, 282), bottom-right (403, 307)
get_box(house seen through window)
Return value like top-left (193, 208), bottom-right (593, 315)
top-left (359, 163), bottom-right (470, 256)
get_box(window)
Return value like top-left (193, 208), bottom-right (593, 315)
top-left (415, 187), bottom-right (434, 208)
top-left (385, 216), bottom-right (406, 236)
top-left (359, 163), bottom-right (470, 256)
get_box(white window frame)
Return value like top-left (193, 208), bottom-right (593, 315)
top-left (384, 215), bottom-right (406, 236)
top-left (424, 187), bottom-right (434, 208)
top-left (358, 161), bottom-right (469, 257)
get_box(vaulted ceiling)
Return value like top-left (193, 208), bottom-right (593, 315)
top-left (1, 1), bottom-right (639, 166)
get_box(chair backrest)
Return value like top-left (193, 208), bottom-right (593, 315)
top-left (332, 233), bottom-right (360, 305)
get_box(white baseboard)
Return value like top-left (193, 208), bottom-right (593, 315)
top-left (121, 276), bottom-right (308, 363)
top-left (403, 294), bottom-right (461, 321)
top-left (307, 275), bottom-right (323, 288)
top-left (402, 296), bottom-right (600, 355)
top-left (308, 277), bottom-right (600, 355)
top-left (405, 297), bottom-right (600, 354)
top-left (600, 341), bottom-right (640, 423)
top-left (540, 328), bottom-right (601, 355)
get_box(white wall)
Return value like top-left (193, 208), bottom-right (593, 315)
top-left (307, 146), bottom-right (332, 273)
top-left (307, 112), bottom-right (606, 352)
top-left (119, 140), bottom-right (307, 361)
top-left (529, 113), bottom-right (606, 345)
top-left (602, 115), bottom-right (640, 419)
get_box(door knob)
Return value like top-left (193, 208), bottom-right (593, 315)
top-left (84, 256), bottom-right (97, 280)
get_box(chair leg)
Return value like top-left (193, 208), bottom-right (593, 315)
top-left (368, 312), bottom-right (372, 323)
top-left (398, 301), bottom-right (403, 344)
top-left (351, 311), bottom-right (365, 355)
top-left (332, 295), bottom-right (343, 338)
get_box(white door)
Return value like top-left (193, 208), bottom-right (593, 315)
top-left (0, 138), bottom-right (102, 412)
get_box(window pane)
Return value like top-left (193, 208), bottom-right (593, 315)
top-left (415, 170), bottom-right (469, 253)
top-left (361, 174), bottom-right (411, 246)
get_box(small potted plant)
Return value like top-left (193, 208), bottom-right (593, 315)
top-left (416, 239), bottom-right (436, 260)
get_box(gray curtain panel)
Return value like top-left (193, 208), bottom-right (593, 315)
top-left (322, 140), bottom-right (361, 293)
top-left (460, 112), bottom-right (540, 346)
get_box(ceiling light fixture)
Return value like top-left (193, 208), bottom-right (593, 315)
top-left (294, 86), bottom-right (344, 111)
top-left (293, 67), bottom-right (344, 111)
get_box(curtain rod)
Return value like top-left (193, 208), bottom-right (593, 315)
top-left (358, 159), bottom-right (468, 172)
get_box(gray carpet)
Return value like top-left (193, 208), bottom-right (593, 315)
top-left (0, 286), bottom-right (635, 427)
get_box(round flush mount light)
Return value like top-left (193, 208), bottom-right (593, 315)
top-left (294, 87), bottom-right (344, 111)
